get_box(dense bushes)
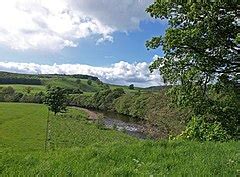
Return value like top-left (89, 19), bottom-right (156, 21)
top-left (177, 115), bottom-right (230, 142)
top-left (168, 78), bottom-right (240, 140)
top-left (0, 86), bottom-right (45, 103)
top-left (70, 88), bottom-right (125, 111)
top-left (114, 91), bottom-right (189, 137)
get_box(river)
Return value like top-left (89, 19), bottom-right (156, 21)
top-left (95, 110), bottom-right (149, 139)
top-left (76, 107), bottom-right (150, 139)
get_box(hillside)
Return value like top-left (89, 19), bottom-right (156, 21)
top-left (0, 71), bottom-right (104, 93)
top-left (0, 71), bottom-right (147, 93)
top-left (1, 103), bottom-right (239, 176)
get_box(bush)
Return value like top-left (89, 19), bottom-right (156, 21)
top-left (1, 86), bottom-right (15, 94)
top-left (33, 92), bottom-right (45, 103)
top-left (20, 94), bottom-right (35, 103)
top-left (128, 84), bottom-right (134, 90)
top-left (87, 79), bottom-right (92, 85)
top-left (177, 115), bottom-right (230, 142)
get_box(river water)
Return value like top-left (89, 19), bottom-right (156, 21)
top-left (92, 110), bottom-right (150, 139)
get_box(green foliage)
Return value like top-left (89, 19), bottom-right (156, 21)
top-left (0, 84), bottom-right (45, 94)
top-left (0, 71), bottom-right (145, 97)
top-left (146, 1), bottom-right (239, 140)
top-left (128, 84), bottom-right (134, 90)
top-left (33, 91), bottom-right (45, 103)
top-left (44, 87), bottom-right (68, 115)
top-left (0, 86), bottom-right (44, 103)
top-left (177, 115), bottom-right (230, 142)
top-left (72, 88), bottom-right (125, 111)
top-left (99, 88), bottom-right (125, 110)
top-left (147, 2), bottom-right (238, 80)
top-left (1, 86), bottom-right (15, 94)
top-left (114, 91), bottom-right (189, 138)
top-left (0, 72), bottom-right (41, 85)
top-left (24, 86), bottom-right (32, 94)
top-left (87, 79), bottom-right (92, 85)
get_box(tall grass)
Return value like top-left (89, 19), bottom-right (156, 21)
top-left (1, 141), bottom-right (239, 176)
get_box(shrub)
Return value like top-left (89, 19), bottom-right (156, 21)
top-left (128, 84), bottom-right (134, 90)
top-left (1, 86), bottom-right (15, 94)
top-left (177, 115), bottom-right (230, 142)
top-left (87, 79), bottom-right (92, 85)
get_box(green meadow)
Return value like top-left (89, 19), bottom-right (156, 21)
top-left (0, 103), bottom-right (239, 176)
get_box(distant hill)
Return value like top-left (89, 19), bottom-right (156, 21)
top-left (0, 71), bottom-right (104, 93)
top-left (0, 71), bottom-right (159, 93)
top-left (0, 72), bottom-right (99, 83)
top-left (0, 71), bottom-right (167, 94)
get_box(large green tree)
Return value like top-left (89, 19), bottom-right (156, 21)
top-left (146, 1), bottom-right (239, 139)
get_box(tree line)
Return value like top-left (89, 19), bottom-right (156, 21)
top-left (0, 86), bottom-right (45, 103)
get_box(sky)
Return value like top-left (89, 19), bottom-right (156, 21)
top-left (0, 0), bottom-right (168, 87)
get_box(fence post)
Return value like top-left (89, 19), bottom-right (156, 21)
top-left (44, 109), bottom-right (50, 152)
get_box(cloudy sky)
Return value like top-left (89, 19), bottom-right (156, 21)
top-left (0, 0), bottom-right (167, 87)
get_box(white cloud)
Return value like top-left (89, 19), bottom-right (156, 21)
top-left (70, 0), bottom-right (153, 31)
top-left (0, 60), bottom-right (163, 87)
top-left (0, 0), bottom-right (153, 50)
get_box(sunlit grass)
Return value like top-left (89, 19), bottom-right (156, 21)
top-left (0, 103), bottom-right (239, 176)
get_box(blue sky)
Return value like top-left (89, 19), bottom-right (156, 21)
top-left (0, 20), bottom-right (166, 66)
top-left (0, 0), bottom-right (167, 87)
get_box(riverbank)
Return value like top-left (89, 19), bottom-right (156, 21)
top-left (70, 89), bottom-right (190, 139)
top-left (72, 106), bottom-right (151, 139)
top-left (73, 107), bottom-right (100, 121)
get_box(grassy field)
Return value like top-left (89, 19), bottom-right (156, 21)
top-left (0, 80), bottom-right (142, 94)
top-left (0, 103), bottom-right (47, 150)
top-left (0, 103), bottom-right (135, 152)
top-left (0, 103), bottom-right (239, 176)
top-left (0, 84), bottom-right (46, 93)
top-left (42, 78), bottom-right (103, 92)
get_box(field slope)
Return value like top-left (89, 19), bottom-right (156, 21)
top-left (0, 103), bottom-right (47, 150)
top-left (0, 103), bottom-right (239, 176)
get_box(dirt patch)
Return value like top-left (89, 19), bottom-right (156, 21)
top-left (73, 107), bottom-right (102, 121)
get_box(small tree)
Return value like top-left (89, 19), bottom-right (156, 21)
top-left (44, 87), bottom-right (68, 115)
top-left (87, 79), bottom-right (92, 85)
top-left (128, 84), bottom-right (134, 90)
